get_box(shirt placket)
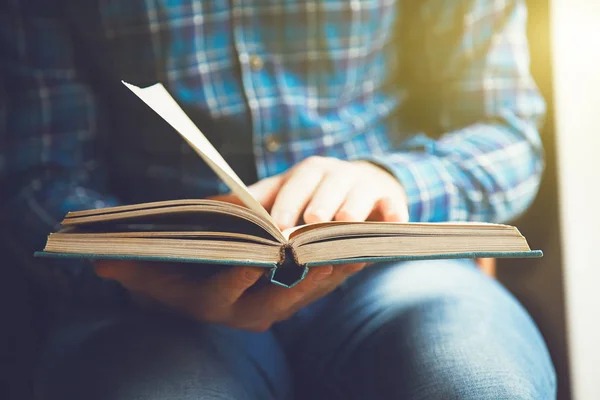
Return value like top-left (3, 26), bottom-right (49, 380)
top-left (230, 0), bottom-right (281, 180)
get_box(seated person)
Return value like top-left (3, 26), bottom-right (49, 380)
top-left (0, 0), bottom-right (556, 399)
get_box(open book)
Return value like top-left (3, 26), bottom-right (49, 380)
top-left (35, 82), bottom-right (542, 288)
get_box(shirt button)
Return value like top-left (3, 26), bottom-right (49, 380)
top-left (265, 136), bottom-right (281, 152)
top-left (249, 55), bottom-right (264, 71)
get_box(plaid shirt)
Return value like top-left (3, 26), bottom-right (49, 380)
top-left (0, 0), bottom-right (545, 307)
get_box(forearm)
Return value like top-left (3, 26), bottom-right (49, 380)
top-left (0, 3), bottom-right (130, 309)
top-left (368, 0), bottom-right (545, 223)
top-left (366, 119), bottom-right (544, 223)
top-left (1, 176), bottom-right (129, 308)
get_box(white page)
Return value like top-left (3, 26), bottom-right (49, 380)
top-left (122, 81), bottom-right (284, 241)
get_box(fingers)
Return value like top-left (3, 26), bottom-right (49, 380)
top-left (95, 262), bottom-right (194, 302)
top-left (303, 173), bottom-right (353, 224)
top-left (334, 184), bottom-right (408, 223)
top-left (281, 262), bottom-right (368, 319)
top-left (247, 175), bottom-right (286, 209)
top-left (93, 156), bottom-right (411, 332)
top-left (95, 260), bottom-right (153, 290)
top-left (304, 262), bottom-right (366, 299)
top-left (335, 186), bottom-right (378, 222)
top-left (201, 266), bottom-right (264, 306)
top-left (258, 265), bottom-right (334, 313)
top-left (95, 259), bottom-right (369, 332)
top-left (210, 158), bottom-right (410, 228)
top-left (270, 163), bottom-right (326, 230)
top-left (209, 175), bottom-right (285, 210)
top-left (376, 197), bottom-right (410, 223)
top-left (339, 262), bottom-right (368, 274)
top-left (235, 262), bottom-right (368, 330)
top-left (96, 261), bottom-right (265, 323)
top-left (233, 265), bottom-right (333, 328)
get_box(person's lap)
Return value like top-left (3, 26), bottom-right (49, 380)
top-left (34, 259), bottom-right (556, 400)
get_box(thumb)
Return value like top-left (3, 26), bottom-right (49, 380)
top-left (209, 175), bottom-right (285, 210)
top-left (247, 175), bottom-right (284, 209)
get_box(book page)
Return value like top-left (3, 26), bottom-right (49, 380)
top-left (122, 81), bottom-right (282, 238)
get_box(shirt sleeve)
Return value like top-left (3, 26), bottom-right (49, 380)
top-left (0, 4), bottom-right (129, 309)
top-left (366, 0), bottom-right (545, 223)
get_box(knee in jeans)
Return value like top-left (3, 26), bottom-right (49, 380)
top-left (413, 358), bottom-right (557, 400)
top-left (453, 371), bottom-right (554, 400)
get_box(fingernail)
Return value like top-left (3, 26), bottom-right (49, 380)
top-left (312, 266), bottom-right (333, 282)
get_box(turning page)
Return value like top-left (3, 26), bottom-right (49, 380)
top-left (122, 81), bottom-right (283, 241)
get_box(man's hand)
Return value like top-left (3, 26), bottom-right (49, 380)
top-left (96, 156), bottom-right (409, 331)
top-left (212, 156), bottom-right (409, 230)
top-left (95, 260), bottom-right (365, 332)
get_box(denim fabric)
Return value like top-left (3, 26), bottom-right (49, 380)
top-left (34, 259), bottom-right (556, 400)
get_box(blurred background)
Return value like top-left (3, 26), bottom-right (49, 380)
top-left (498, 0), bottom-right (600, 399)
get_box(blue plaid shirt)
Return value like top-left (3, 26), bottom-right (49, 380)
top-left (0, 0), bottom-right (545, 308)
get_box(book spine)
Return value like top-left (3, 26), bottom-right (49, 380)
top-left (269, 246), bottom-right (308, 288)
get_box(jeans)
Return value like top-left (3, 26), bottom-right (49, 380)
top-left (34, 259), bottom-right (557, 399)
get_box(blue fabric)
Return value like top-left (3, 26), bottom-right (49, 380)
top-left (0, 0), bottom-right (546, 309)
top-left (34, 260), bottom-right (556, 399)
